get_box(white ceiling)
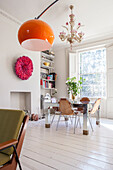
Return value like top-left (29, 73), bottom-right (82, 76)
top-left (1, 0), bottom-right (113, 47)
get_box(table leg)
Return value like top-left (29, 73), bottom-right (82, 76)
top-left (45, 107), bottom-right (50, 128)
top-left (83, 104), bottom-right (89, 135)
top-left (96, 105), bottom-right (100, 125)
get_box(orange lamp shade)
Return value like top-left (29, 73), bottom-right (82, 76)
top-left (18, 19), bottom-right (55, 51)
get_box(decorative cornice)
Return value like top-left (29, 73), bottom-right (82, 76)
top-left (68, 35), bottom-right (113, 51)
top-left (0, 8), bottom-right (21, 25)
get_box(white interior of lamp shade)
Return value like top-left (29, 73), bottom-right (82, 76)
top-left (21, 39), bottom-right (52, 51)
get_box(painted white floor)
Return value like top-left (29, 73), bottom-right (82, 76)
top-left (17, 116), bottom-right (113, 170)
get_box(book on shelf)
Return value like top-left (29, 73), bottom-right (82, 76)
top-left (46, 81), bottom-right (48, 88)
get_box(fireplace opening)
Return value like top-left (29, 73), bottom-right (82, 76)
top-left (10, 91), bottom-right (31, 116)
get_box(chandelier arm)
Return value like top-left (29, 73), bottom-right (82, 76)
top-left (35, 0), bottom-right (59, 19)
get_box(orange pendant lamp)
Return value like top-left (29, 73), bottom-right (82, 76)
top-left (18, 0), bottom-right (59, 51)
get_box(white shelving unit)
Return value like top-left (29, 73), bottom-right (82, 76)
top-left (40, 52), bottom-right (55, 93)
top-left (40, 52), bottom-right (57, 117)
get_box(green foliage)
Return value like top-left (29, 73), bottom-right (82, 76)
top-left (66, 77), bottom-right (83, 96)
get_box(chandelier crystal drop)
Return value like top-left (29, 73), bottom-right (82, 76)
top-left (59, 5), bottom-right (84, 48)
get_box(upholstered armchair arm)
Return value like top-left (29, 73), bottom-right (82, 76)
top-left (0, 139), bottom-right (18, 151)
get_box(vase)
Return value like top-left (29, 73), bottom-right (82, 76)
top-left (72, 94), bottom-right (75, 100)
top-left (72, 94), bottom-right (77, 103)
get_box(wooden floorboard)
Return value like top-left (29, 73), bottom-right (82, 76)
top-left (17, 116), bottom-right (113, 170)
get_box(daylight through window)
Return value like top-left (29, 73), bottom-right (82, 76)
top-left (79, 48), bottom-right (106, 98)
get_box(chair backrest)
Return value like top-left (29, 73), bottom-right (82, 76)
top-left (80, 97), bottom-right (90, 104)
top-left (90, 98), bottom-right (101, 114)
top-left (59, 98), bottom-right (74, 115)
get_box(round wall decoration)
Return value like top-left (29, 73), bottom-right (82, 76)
top-left (15, 56), bottom-right (33, 80)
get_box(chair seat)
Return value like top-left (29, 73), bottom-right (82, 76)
top-left (0, 152), bottom-right (10, 166)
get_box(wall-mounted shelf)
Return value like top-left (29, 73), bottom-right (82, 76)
top-left (42, 78), bottom-right (55, 82)
top-left (41, 52), bottom-right (55, 60)
top-left (41, 65), bottom-right (54, 70)
top-left (41, 58), bottom-right (54, 63)
top-left (42, 87), bottom-right (56, 90)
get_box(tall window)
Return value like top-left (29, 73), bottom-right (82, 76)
top-left (79, 48), bottom-right (106, 98)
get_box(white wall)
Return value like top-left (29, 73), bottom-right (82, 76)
top-left (53, 48), bottom-right (68, 99)
top-left (0, 10), bottom-right (40, 115)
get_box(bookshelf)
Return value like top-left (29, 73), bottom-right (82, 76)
top-left (40, 51), bottom-right (57, 116)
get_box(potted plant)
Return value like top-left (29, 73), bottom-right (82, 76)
top-left (66, 77), bottom-right (83, 101)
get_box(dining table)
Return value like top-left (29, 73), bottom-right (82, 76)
top-left (44, 101), bottom-right (100, 135)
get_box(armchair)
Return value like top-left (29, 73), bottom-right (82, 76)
top-left (0, 109), bottom-right (29, 170)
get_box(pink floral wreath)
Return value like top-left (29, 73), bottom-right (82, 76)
top-left (15, 56), bottom-right (33, 80)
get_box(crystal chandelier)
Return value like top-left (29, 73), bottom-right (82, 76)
top-left (59, 5), bottom-right (84, 48)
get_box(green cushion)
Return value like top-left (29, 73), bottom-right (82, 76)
top-left (0, 109), bottom-right (25, 155)
top-left (0, 152), bottom-right (10, 166)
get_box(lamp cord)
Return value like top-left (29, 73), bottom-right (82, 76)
top-left (35, 0), bottom-right (59, 19)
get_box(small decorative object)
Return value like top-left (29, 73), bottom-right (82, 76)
top-left (66, 77), bottom-right (83, 101)
top-left (48, 75), bottom-right (53, 80)
top-left (47, 76), bottom-right (50, 80)
top-left (50, 72), bottom-right (57, 81)
top-left (44, 93), bottom-right (51, 102)
top-left (52, 89), bottom-right (57, 96)
top-left (31, 114), bottom-right (35, 121)
top-left (51, 97), bottom-right (57, 103)
top-left (43, 62), bottom-right (50, 67)
top-left (59, 5), bottom-right (84, 49)
top-left (42, 50), bottom-right (55, 56)
top-left (41, 73), bottom-right (47, 79)
top-left (31, 114), bottom-right (38, 121)
top-left (15, 56), bottom-right (33, 80)
top-left (34, 114), bottom-right (38, 121)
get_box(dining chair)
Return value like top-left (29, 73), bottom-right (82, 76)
top-left (51, 106), bottom-right (75, 127)
top-left (56, 98), bottom-right (78, 134)
top-left (88, 98), bottom-right (101, 131)
top-left (80, 97), bottom-right (90, 104)
top-left (76, 98), bottom-right (101, 132)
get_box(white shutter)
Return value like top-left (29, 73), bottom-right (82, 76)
top-left (69, 53), bottom-right (77, 78)
top-left (107, 45), bottom-right (113, 118)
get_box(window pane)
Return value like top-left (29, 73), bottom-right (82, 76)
top-left (81, 85), bottom-right (106, 98)
top-left (80, 48), bottom-right (106, 74)
top-left (80, 86), bottom-right (94, 97)
top-left (81, 73), bottom-right (105, 85)
top-left (80, 48), bottom-right (106, 98)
